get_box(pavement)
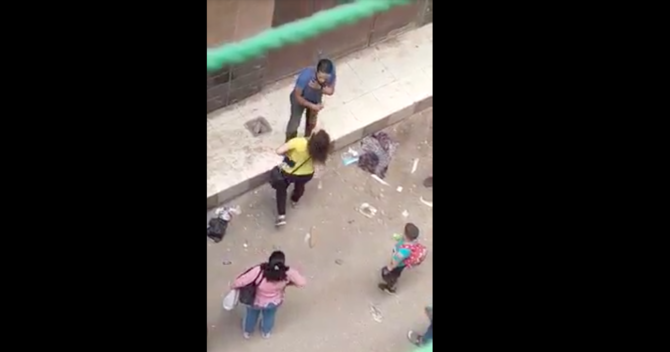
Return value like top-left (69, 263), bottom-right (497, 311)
top-left (207, 23), bottom-right (433, 208)
top-left (207, 108), bottom-right (433, 352)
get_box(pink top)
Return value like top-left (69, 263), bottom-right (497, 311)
top-left (232, 265), bottom-right (307, 308)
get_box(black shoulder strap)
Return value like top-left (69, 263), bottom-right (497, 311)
top-left (251, 265), bottom-right (264, 285)
top-left (288, 157), bottom-right (312, 176)
top-left (238, 265), bottom-right (264, 284)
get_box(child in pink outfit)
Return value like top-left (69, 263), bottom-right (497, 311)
top-left (231, 251), bottom-right (306, 339)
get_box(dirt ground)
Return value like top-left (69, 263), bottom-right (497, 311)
top-left (207, 108), bottom-right (433, 352)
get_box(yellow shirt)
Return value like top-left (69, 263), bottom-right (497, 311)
top-left (281, 137), bottom-right (314, 175)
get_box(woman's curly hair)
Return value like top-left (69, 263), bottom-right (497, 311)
top-left (308, 129), bottom-right (331, 164)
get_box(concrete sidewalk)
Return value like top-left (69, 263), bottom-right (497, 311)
top-left (207, 24), bottom-right (432, 208)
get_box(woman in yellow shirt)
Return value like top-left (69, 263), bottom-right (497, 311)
top-left (273, 128), bottom-right (331, 226)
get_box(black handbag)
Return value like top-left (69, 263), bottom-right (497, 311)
top-left (269, 157), bottom-right (312, 189)
top-left (238, 266), bottom-right (264, 306)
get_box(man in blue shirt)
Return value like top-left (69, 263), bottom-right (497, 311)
top-left (286, 59), bottom-right (337, 142)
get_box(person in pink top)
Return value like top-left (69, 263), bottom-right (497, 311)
top-left (231, 251), bottom-right (307, 339)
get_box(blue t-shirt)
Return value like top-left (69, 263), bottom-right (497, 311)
top-left (392, 240), bottom-right (413, 268)
top-left (293, 66), bottom-right (337, 104)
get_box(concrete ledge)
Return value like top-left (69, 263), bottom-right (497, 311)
top-left (208, 95), bottom-right (433, 208)
top-left (207, 24), bottom-right (432, 208)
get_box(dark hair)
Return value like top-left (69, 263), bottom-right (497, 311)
top-left (316, 59), bottom-right (334, 74)
top-left (262, 250), bottom-right (289, 282)
top-left (308, 129), bottom-right (331, 164)
top-left (404, 223), bottom-right (420, 241)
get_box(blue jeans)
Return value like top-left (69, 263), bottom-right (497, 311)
top-left (244, 303), bottom-right (279, 334)
top-left (423, 323), bottom-right (433, 344)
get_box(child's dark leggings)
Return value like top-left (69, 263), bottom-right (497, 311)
top-left (381, 266), bottom-right (405, 289)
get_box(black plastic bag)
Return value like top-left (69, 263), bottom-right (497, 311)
top-left (207, 217), bottom-right (228, 243)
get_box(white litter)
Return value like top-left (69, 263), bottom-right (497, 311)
top-left (420, 196), bottom-right (433, 208)
top-left (214, 205), bottom-right (242, 221)
top-left (402, 210), bottom-right (409, 217)
top-left (308, 226), bottom-right (316, 248)
top-left (341, 148), bottom-right (360, 166)
top-left (370, 304), bottom-right (383, 323)
top-left (358, 203), bottom-right (378, 218)
top-left (411, 158), bottom-right (419, 174)
top-left (344, 147), bottom-right (359, 157)
top-left (371, 174), bottom-right (390, 186)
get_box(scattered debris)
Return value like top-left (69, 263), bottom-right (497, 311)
top-left (308, 226), bottom-right (316, 248)
top-left (358, 203), bottom-right (378, 218)
top-left (207, 205), bottom-right (242, 243)
top-left (348, 219), bottom-right (355, 224)
top-left (411, 158), bottom-right (419, 174)
top-left (420, 196), bottom-right (433, 208)
top-left (371, 174), bottom-right (390, 186)
top-left (396, 186), bottom-right (403, 192)
top-left (341, 148), bottom-right (360, 166)
top-left (222, 260), bottom-right (232, 265)
top-left (215, 205), bottom-right (242, 220)
top-left (370, 304), bottom-right (383, 322)
top-left (317, 180), bottom-right (322, 190)
top-left (335, 259), bottom-right (344, 265)
top-left (358, 132), bottom-right (398, 178)
top-left (402, 210), bottom-right (409, 218)
top-left (344, 148), bottom-right (359, 158)
top-left (393, 233), bottom-right (402, 241)
top-left (243, 241), bottom-right (248, 248)
top-left (343, 157), bottom-right (360, 166)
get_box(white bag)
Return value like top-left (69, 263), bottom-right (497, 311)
top-left (222, 289), bottom-right (239, 311)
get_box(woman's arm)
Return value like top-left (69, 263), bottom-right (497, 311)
top-left (231, 266), bottom-right (261, 289)
top-left (276, 142), bottom-right (292, 155)
top-left (286, 268), bottom-right (307, 287)
top-left (277, 137), bottom-right (301, 156)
